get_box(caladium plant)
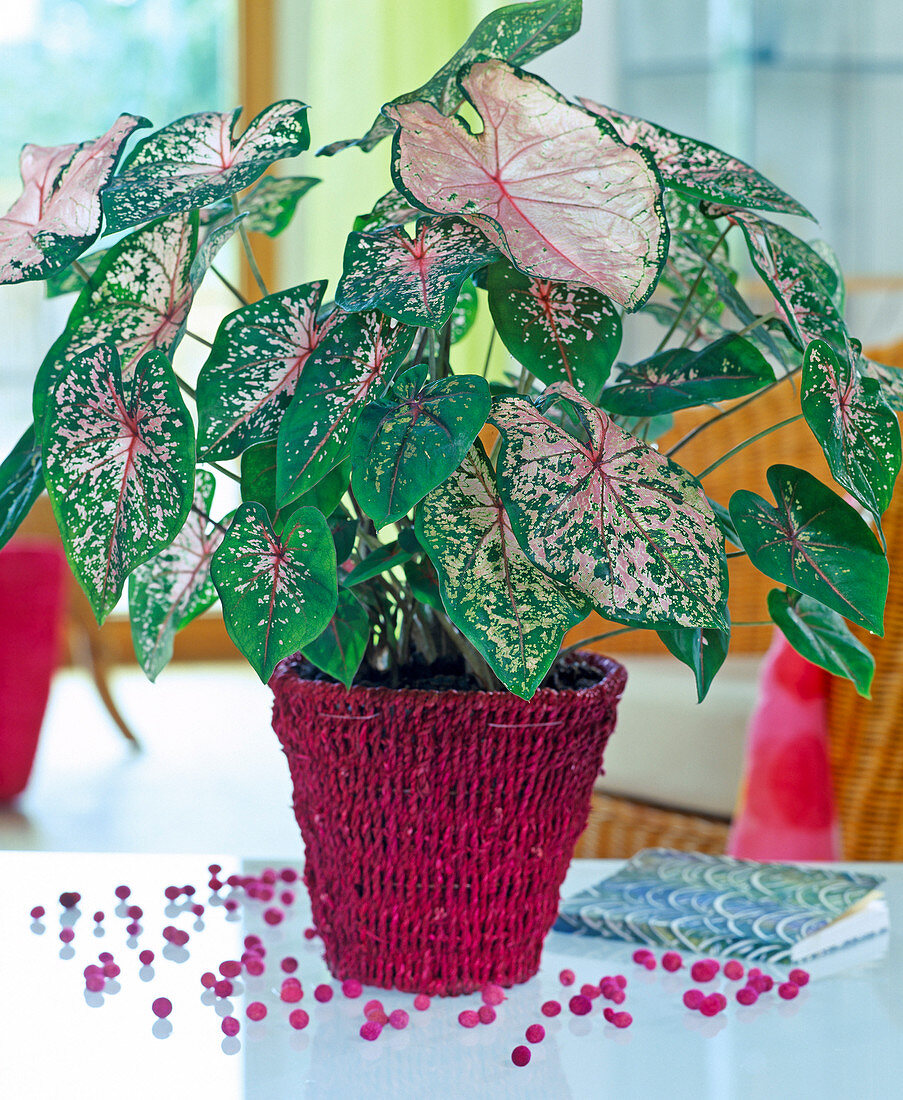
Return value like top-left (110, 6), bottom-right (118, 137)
top-left (1, 0), bottom-right (898, 704)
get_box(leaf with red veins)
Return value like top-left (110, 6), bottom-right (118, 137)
top-left (197, 280), bottom-right (339, 460)
top-left (102, 101), bottom-right (310, 233)
top-left (417, 441), bottom-right (588, 698)
top-left (276, 310), bottom-right (416, 506)
top-left (210, 501), bottom-right (337, 682)
top-left (128, 470), bottom-right (224, 680)
top-left (0, 114), bottom-right (149, 285)
top-left (41, 345), bottom-right (195, 623)
top-left (385, 60), bottom-right (667, 311)
top-left (491, 382), bottom-right (728, 629)
top-left (33, 212), bottom-right (199, 429)
top-left (336, 216), bottom-right (500, 328)
top-left (579, 100), bottom-right (812, 219)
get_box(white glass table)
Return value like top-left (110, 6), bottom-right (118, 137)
top-left (1, 853), bottom-right (897, 1099)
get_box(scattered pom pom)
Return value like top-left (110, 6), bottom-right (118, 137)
top-left (614, 974), bottom-right (627, 989)
top-left (778, 982), bottom-right (799, 1000)
top-left (413, 994), bottom-right (431, 1011)
top-left (690, 960), bottom-right (719, 983)
top-left (458, 1010), bottom-right (480, 1028)
top-left (559, 969), bottom-right (575, 986)
top-left (289, 1009), bottom-right (310, 1030)
top-left (699, 995), bottom-right (723, 1017)
top-left (611, 990), bottom-right (626, 1005)
top-left (541, 1000), bottom-right (561, 1017)
top-left (525, 1023), bottom-right (545, 1043)
top-left (93, 911), bottom-right (104, 924)
top-left (201, 971), bottom-right (216, 988)
top-left (511, 1045), bottom-right (531, 1067)
top-left (245, 958), bottom-right (265, 977)
top-left (98, 952), bottom-right (113, 963)
top-left (662, 951), bottom-right (683, 972)
top-left (139, 950), bottom-right (155, 966)
top-left (151, 997), bottom-right (172, 1019)
top-left (303, 927), bottom-right (317, 940)
top-left (30, 905), bottom-right (45, 920)
top-left (114, 886), bottom-right (130, 901)
top-left (85, 975), bottom-right (105, 993)
top-left (342, 979), bottom-right (362, 998)
top-left (580, 983), bottom-right (601, 999)
top-left (568, 995), bottom-right (592, 1016)
top-left (103, 962), bottom-right (120, 978)
top-left (632, 948), bottom-right (652, 964)
top-left (59, 891), bottom-right (81, 909)
top-left (603, 1007), bottom-right (615, 1023)
top-left (247, 1001), bottom-right (267, 1021)
top-left (363, 999), bottom-right (383, 1015)
top-left (612, 1011), bottom-right (633, 1029)
top-left (214, 980), bottom-right (233, 998)
top-left (59, 928), bottom-right (74, 943)
top-left (365, 1008), bottom-right (389, 1025)
top-left (222, 1016), bottom-right (240, 1037)
top-left (389, 1009), bottom-right (409, 1030)
top-left (643, 956), bottom-right (656, 970)
top-left (360, 1020), bottom-right (382, 1041)
top-left (477, 1005), bottom-right (496, 1024)
top-left (263, 907), bottom-right (284, 926)
top-left (280, 978), bottom-right (303, 1003)
top-left (126, 922), bottom-right (140, 935)
top-left (736, 987), bottom-right (758, 1006)
top-left (281, 956), bottom-right (298, 974)
top-left (724, 960), bottom-right (745, 981)
top-left (482, 983), bottom-right (505, 1006)
top-left (683, 989), bottom-right (705, 1010)
top-left (789, 968), bottom-right (810, 987)
top-left (314, 984), bottom-right (333, 1003)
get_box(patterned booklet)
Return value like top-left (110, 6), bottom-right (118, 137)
top-left (555, 848), bottom-right (888, 964)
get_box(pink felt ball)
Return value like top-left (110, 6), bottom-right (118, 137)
top-left (222, 1016), bottom-right (240, 1037)
top-left (662, 951), bottom-right (683, 972)
top-left (778, 982), bottom-right (800, 1000)
top-left (214, 980), bottom-right (233, 998)
top-left (360, 1020), bottom-right (382, 1041)
top-left (389, 1009), bottom-right (409, 1030)
top-left (86, 975), bottom-right (106, 993)
top-left (139, 950), bottom-right (155, 966)
top-left (127, 905), bottom-right (142, 920)
top-left (280, 868), bottom-right (298, 883)
top-left (245, 957), bottom-right (265, 977)
top-left (263, 907), bottom-right (284, 926)
top-left (789, 968), bottom-right (810, 987)
top-left (151, 998), bottom-right (172, 1019)
top-left (760, 975), bottom-right (774, 992)
top-left (603, 1006), bottom-right (615, 1023)
top-left (477, 1005), bottom-right (496, 1024)
top-left (114, 886), bottom-right (130, 901)
top-left (736, 986), bottom-right (759, 1006)
top-left (126, 922), bottom-right (140, 936)
top-left (281, 957), bottom-right (298, 974)
top-left (223, 900), bottom-right (238, 912)
top-left (365, 1008), bottom-right (389, 1025)
top-left (612, 1011), bottom-right (633, 1029)
top-left (303, 927), bottom-right (317, 940)
top-left (59, 928), bottom-right (74, 943)
top-left (93, 911), bottom-right (104, 924)
top-left (580, 983), bottom-right (601, 999)
top-left (192, 904), bottom-right (204, 917)
top-left (164, 886), bottom-right (180, 901)
top-left (458, 1010), bottom-right (480, 1028)
top-left (247, 1002), bottom-right (267, 1021)
top-left (30, 905), bottom-right (45, 920)
top-left (208, 863), bottom-right (222, 875)
top-left (559, 968), bottom-right (576, 986)
top-left (84, 965), bottom-right (102, 979)
top-left (201, 971), bottom-right (216, 988)
top-left (98, 951), bottom-right (113, 963)
top-left (699, 995), bottom-right (723, 1018)
top-left (511, 1045), bottom-right (531, 1068)
top-left (525, 1023), bottom-right (545, 1043)
top-left (289, 1009), bottom-right (310, 1030)
top-left (632, 949), bottom-right (652, 964)
top-left (280, 978), bottom-right (303, 1004)
top-left (643, 956), bottom-right (657, 970)
top-left (314, 984), bottom-right (333, 1003)
top-left (342, 979), bottom-right (363, 998)
top-left (683, 989), bottom-right (705, 1010)
top-left (600, 980), bottom-right (618, 1000)
top-left (541, 1000), bottom-right (561, 1017)
top-left (611, 990), bottom-right (626, 1005)
top-left (363, 999), bottom-right (383, 1015)
top-left (569, 995), bottom-right (592, 1016)
top-left (280, 891), bottom-right (295, 906)
top-left (690, 960), bottom-right (718, 983)
top-left (481, 983), bottom-right (505, 1006)
top-left (614, 974), bottom-right (627, 989)
top-left (724, 960), bottom-right (745, 981)
top-left (413, 994), bottom-right (431, 1011)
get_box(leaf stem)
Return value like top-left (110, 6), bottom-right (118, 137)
top-left (175, 374), bottom-right (196, 400)
top-left (735, 311), bottom-right (778, 339)
top-left (185, 329), bottom-right (213, 349)
top-left (696, 413), bottom-right (804, 480)
top-left (71, 259), bottom-right (92, 284)
top-left (559, 625), bottom-right (638, 657)
top-left (210, 263), bottom-right (249, 306)
top-left (653, 225), bottom-right (730, 354)
top-left (232, 196), bottom-right (269, 298)
top-left (481, 326), bottom-right (496, 378)
top-left (202, 459), bottom-right (241, 484)
top-left (191, 503), bottom-right (229, 535)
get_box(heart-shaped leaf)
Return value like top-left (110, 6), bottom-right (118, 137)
top-left (196, 280), bottom-right (339, 460)
top-left (277, 311), bottom-right (416, 505)
top-left (210, 501), bottom-right (337, 681)
top-left (201, 175), bottom-right (320, 237)
top-left (128, 471), bottom-right (224, 681)
top-left (301, 588), bottom-right (370, 689)
top-left (802, 339), bottom-right (901, 521)
top-left (353, 188), bottom-right (421, 233)
top-left (102, 101), bottom-right (311, 233)
top-left (768, 588), bottom-right (874, 698)
top-left (417, 441), bottom-right (588, 698)
top-left (240, 441), bottom-right (348, 529)
top-left (33, 212), bottom-right (199, 428)
top-left (336, 216), bottom-right (500, 329)
top-left (386, 60), bottom-right (667, 310)
top-left (487, 260), bottom-right (621, 400)
top-left (491, 383), bottom-right (728, 629)
top-left (0, 114), bottom-right (149, 284)
top-left (349, 363), bottom-right (491, 528)
top-left (42, 346), bottom-right (195, 623)
top-left (729, 464), bottom-right (888, 634)
top-left (601, 334), bottom-right (774, 416)
top-left (579, 100), bottom-right (812, 219)
top-left (319, 0), bottom-right (583, 156)
top-left (656, 620), bottom-right (730, 703)
top-left (0, 425), bottom-right (44, 552)
top-left (342, 541), bottom-right (414, 587)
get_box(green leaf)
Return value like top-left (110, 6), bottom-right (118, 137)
top-left (450, 278), bottom-right (478, 343)
top-left (600, 334), bottom-right (774, 416)
top-left (487, 260), bottom-right (621, 401)
top-left (210, 501), bottom-right (337, 681)
top-left (768, 588), bottom-right (874, 698)
top-left (802, 339), bottom-right (901, 522)
top-left (708, 498), bottom-right (741, 547)
top-left (44, 249), bottom-right (107, 297)
top-left (349, 363), bottom-right (491, 527)
top-left (42, 346), bottom-right (195, 623)
top-left (240, 441), bottom-right (348, 527)
top-left (341, 541), bottom-right (414, 587)
top-left (0, 425), bottom-right (44, 552)
top-left (196, 280), bottom-right (339, 460)
top-left (403, 555), bottom-right (443, 612)
top-left (201, 175), bottom-right (320, 237)
top-left (336, 216), bottom-right (500, 330)
top-left (418, 441), bottom-right (588, 698)
top-left (128, 471), bottom-right (223, 681)
top-left (318, 0), bottom-right (583, 156)
top-left (861, 357), bottom-right (903, 412)
top-left (397, 526), bottom-right (421, 553)
top-left (729, 464), bottom-right (888, 635)
top-left (331, 515), bottom-right (357, 567)
top-left (277, 311), bottom-right (416, 505)
top-left (301, 588), bottom-right (370, 689)
top-left (352, 188), bottom-right (420, 232)
top-left (657, 619), bottom-right (730, 702)
top-left (492, 383), bottom-right (729, 630)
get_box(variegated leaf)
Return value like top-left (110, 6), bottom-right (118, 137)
top-left (349, 363), bottom-right (491, 527)
top-left (729, 464), bottom-right (888, 634)
top-left (210, 501), bottom-right (337, 681)
top-left (579, 100), bottom-right (812, 219)
top-left (657, 191), bottom-right (728, 333)
top-left (301, 588), bottom-right (370, 689)
top-left (450, 278), bottom-right (478, 343)
top-left (33, 212), bottom-right (198, 429)
top-left (128, 470), bottom-right (224, 681)
top-left (336, 216), bottom-right (500, 329)
top-left (319, 0), bottom-right (582, 156)
top-left (41, 346), bottom-right (195, 623)
top-left (491, 383), bottom-right (728, 629)
top-left (487, 260), bottom-right (621, 400)
top-left (0, 114), bottom-right (149, 284)
top-left (801, 339), bottom-right (901, 521)
top-left (353, 188), bottom-right (421, 232)
top-left (276, 311), bottom-right (416, 505)
top-left (240, 441), bottom-right (348, 530)
top-left (102, 102), bottom-right (311, 233)
top-left (0, 425), bottom-right (44, 552)
top-left (200, 175), bottom-right (320, 237)
top-left (417, 441), bottom-right (588, 698)
top-left (601, 334), bottom-right (774, 416)
top-left (860, 357), bottom-right (903, 413)
top-left (196, 280), bottom-right (339, 460)
top-left (386, 60), bottom-right (668, 310)
top-left (656, 619), bottom-right (730, 703)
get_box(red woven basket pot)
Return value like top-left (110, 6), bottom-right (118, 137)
top-left (269, 650), bottom-right (627, 995)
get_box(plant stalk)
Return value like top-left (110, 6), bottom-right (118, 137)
top-left (653, 225), bottom-right (731, 354)
top-left (696, 413), bottom-right (804, 480)
top-left (232, 195), bottom-right (269, 298)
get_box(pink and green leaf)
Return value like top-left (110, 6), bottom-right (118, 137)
top-left (336, 216), bottom-right (500, 329)
top-left (385, 60), bottom-right (668, 310)
top-left (656, 619), bottom-right (730, 703)
top-left (102, 101), bottom-right (310, 233)
top-left (487, 260), bottom-right (621, 400)
top-left (861, 357), bottom-right (903, 412)
top-left (200, 175), bottom-right (320, 238)
top-left (41, 346), bottom-right (195, 623)
top-left (352, 188), bottom-right (421, 233)
top-left (729, 464), bottom-right (888, 634)
top-left (276, 311), bottom-right (416, 505)
top-left (240, 441), bottom-right (348, 531)
top-left (0, 114), bottom-right (149, 284)
top-left (0, 425), bottom-right (44, 552)
top-left (196, 280), bottom-right (339, 460)
top-left (491, 383), bottom-right (729, 629)
top-left (210, 501), bottom-right (337, 681)
top-left (301, 588), bottom-right (370, 689)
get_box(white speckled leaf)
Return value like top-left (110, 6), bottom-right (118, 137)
top-left (491, 383), bottom-right (728, 629)
top-left (386, 60), bottom-right (667, 310)
top-left (336, 216), bottom-right (500, 328)
top-left (41, 345), bottom-right (195, 623)
top-left (102, 101), bottom-right (310, 233)
top-left (196, 280), bottom-right (339, 460)
top-left (200, 175), bottom-right (320, 237)
top-left (0, 114), bottom-right (149, 284)
top-left (210, 501), bottom-right (337, 681)
top-left (352, 188), bottom-right (421, 233)
top-left (33, 212), bottom-right (198, 429)
top-left (861, 357), bottom-right (903, 412)
top-left (417, 441), bottom-right (588, 698)
top-left (0, 424), bottom-right (44, 551)
top-left (128, 470), bottom-right (224, 681)
top-left (579, 100), bottom-right (812, 219)
top-left (276, 311), bottom-right (416, 505)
